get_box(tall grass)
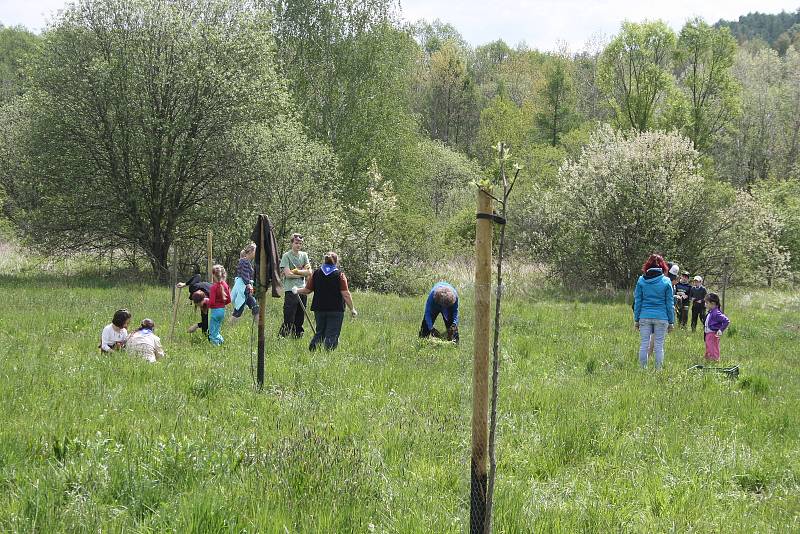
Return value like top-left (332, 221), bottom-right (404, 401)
top-left (0, 276), bottom-right (798, 532)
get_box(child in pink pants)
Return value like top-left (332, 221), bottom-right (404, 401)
top-left (703, 293), bottom-right (730, 361)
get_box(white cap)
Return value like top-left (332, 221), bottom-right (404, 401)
top-left (693, 275), bottom-right (703, 282)
top-left (669, 264), bottom-right (680, 276)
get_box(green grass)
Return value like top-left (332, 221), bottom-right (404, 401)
top-left (0, 275), bottom-right (798, 532)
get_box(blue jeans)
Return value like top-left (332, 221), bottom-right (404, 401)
top-left (639, 318), bottom-right (668, 369)
top-left (209, 308), bottom-right (225, 345)
top-left (309, 311), bottom-right (344, 351)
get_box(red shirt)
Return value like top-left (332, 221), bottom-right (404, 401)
top-left (208, 281), bottom-right (231, 309)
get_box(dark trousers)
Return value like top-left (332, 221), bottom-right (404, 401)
top-left (677, 303), bottom-right (689, 327)
top-left (279, 292), bottom-right (307, 337)
top-left (232, 292), bottom-right (259, 318)
top-left (198, 311), bottom-right (209, 334)
top-left (691, 304), bottom-right (706, 332)
top-left (419, 312), bottom-right (459, 343)
top-left (309, 311), bottom-right (344, 351)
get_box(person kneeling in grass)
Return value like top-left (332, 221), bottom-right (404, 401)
top-left (125, 318), bottom-right (165, 363)
top-left (419, 282), bottom-right (459, 344)
top-left (99, 309), bottom-right (131, 352)
top-left (293, 251), bottom-right (356, 351)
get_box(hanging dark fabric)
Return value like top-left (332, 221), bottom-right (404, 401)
top-left (250, 214), bottom-right (283, 297)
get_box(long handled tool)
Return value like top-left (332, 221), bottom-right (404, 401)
top-left (169, 286), bottom-right (182, 341)
top-left (296, 294), bottom-right (316, 335)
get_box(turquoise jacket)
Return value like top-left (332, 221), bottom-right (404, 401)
top-left (634, 268), bottom-right (675, 324)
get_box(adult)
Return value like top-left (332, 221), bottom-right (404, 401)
top-left (125, 319), bottom-right (165, 363)
top-left (419, 282), bottom-right (459, 344)
top-left (633, 254), bottom-right (675, 369)
top-left (177, 274), bottom-right (211, 334)
top-left (294, 251), bottom-right (357, 351)
top-left (279, 233), bottom-right (312, 338)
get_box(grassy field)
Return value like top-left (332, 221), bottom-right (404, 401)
top-left (0, 273), bottom-right (798, 532)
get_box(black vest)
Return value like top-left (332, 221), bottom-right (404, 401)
top-left (310, 268), bottom-right (345, 312)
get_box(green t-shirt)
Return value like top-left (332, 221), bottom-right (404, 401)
top-left (279, 250), bottom-right (310, 292)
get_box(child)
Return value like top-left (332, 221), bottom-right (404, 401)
top-left (703, 293), bottom-right (730, 362)
top-left (675, 272), bottom-right (692, 328)
top-left (190, 290), bottom-right (210, 334)
top-left (99, 309), bottom-right (131, 352)
top-left (208, 264), bottom-right (231, 345)
top-left (231, 243), bottom-right (259, 323)
top-left (177, 274), bottom-right (211, 334)
top-left (125, 318), bottom-right (165, 363)
top-left (688, 275), bottom-right (707, 333)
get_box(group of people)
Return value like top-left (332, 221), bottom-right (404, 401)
top-left (98, 232), bottom-right (463, 361)
top-left (99, 309), bottom-right (165, 363)
top-left (633, 254), bottom-right (730, 369)
top-left (102, 239), bottom-right (732, 371)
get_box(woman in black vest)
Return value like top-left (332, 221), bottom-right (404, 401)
top-left (294, 251), bottom-right (357, 351)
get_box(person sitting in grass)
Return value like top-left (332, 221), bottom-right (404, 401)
top-left (99, 309), bottom-right (131, 352)
top-left (125, 318), bottom-right (165, 363)
top-left (419, 282), bottom-right (459, 344)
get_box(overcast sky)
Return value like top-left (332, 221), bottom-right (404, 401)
top-left (2, 0), bottom-right (798, 50)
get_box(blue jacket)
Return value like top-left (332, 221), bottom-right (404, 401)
top-left (634, 268), bottom-right (675, 324)
top-left (424, 282), bottom-right (459, 329)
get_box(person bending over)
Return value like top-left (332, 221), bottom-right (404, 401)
top-left (420, 282), bottom-right (459, 344)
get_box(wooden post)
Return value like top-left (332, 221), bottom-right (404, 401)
top-left (471, 187), bottom-right (493, 534)
top-left (257, 219), bottom-right (267, 390)
top-left (207, 230), bottom-right (213, 281)
top-left (170, 245), bottom-right (179, 303)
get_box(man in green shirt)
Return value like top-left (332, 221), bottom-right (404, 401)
top-left (279, 233), bottom-right (312, 337)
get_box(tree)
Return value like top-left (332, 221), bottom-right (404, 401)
top-left (715, 48), bottom-right (782, 186)
top-left (532, 126), bottom-right (713, 288)
top-left (424, 39), bottom-right (478, 148)
top-left (535, 50), bottom-right (577, 146)
top-left (476, 95), bottom-right (527, 166)
top-left (272, 0), bottom-right (418, 200)
top-left (673, 19), bottom-right (739, 152)
top-left (0, 25), bottom-right (39, 104)
top-left (599, 21), bottom-right (676, 131)
top-left (5, 0), bottom-right (286, 280)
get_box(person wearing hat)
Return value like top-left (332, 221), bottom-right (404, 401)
top-left (688, 275), bottom-right (707, 333)
top-left (675, 271), bottom-right (692, 328)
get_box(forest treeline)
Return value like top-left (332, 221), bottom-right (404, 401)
top-left (0, 1), bottom-right (798, 290)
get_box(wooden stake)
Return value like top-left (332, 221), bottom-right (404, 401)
top-left (471, 187), bottom-right (492, 534)
top-left (169, 286), bottom-right (181, 341)
top-left (257, 222), bottom-right (267, 390)
top-left (207, 229), bottom-right (213, 281)
top-left (170, 245), bottom-right (179, 304)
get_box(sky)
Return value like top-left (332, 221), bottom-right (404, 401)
top-left (1, 0), bottom-right (798, 50)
